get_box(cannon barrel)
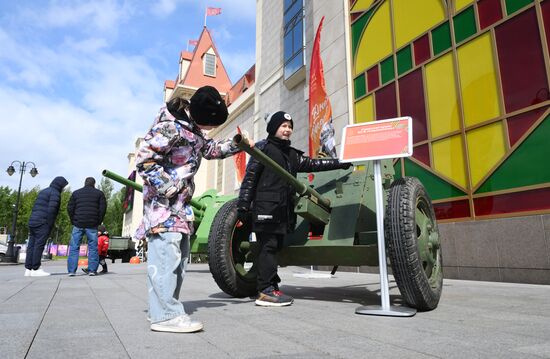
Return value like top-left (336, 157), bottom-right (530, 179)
top-left (232, 134), bottom-right (331, 210)
top-left (101, 169), bottom-right (205, 219)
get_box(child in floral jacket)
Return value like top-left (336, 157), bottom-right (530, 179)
top-left (136, 86), bottom-right (250, 333)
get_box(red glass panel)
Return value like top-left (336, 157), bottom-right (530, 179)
top-left (351, 12), bottom-right (362, 22)
top-left (495, 9), bottom-right (549, 113)
top-left (433, 199), bottom-right (471, 220)
top-left (507, 107), bottom-right (548, 146)
top-left (477, 0), bottom-right (503, 30)
top-left (367, 66), bottom-right (380, 92)
top-left (413, 34), bottom-right (431, 65)
top-left (375, 82), bottom-right (397, 120)
top-left (412, 144), bottom-right (430, 166)
top-left (474, 187), bottom-right (550, 215)
top-left (399, 69), bottom-right (428, 142)
top-left (542, 0), bottom-right (550, 50)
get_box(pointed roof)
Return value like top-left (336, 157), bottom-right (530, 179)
top-left (179, 27), bottom-right (232, 93)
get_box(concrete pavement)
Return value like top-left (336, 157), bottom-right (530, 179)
top-left (1, 260), bottom-right (549, 359)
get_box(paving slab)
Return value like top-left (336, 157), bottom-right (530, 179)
top-left (1, 260), bottom-right (549, 359)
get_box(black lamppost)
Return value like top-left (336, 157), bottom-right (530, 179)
top-left (1, 161), bottom-right (38, 263)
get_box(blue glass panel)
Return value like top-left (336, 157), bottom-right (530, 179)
top-left (284, 50), bottom-right (304, 80)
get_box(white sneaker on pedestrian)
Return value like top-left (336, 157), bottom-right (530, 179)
top-left (24, 269), bottom-right (32, 277)
top-left (30, 269), bottom-right (51, 277)
top-left (150, 315), bottom-right (203, 333)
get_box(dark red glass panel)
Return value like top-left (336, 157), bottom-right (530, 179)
top-left (351, 12), bottom-right (362, 22)
top-left (413, 34), bottom-right (431, 65)
top-left (399, 69), bottom-right (428, 142)
top-left (542, 0), bottom-right (550, 50)
top-left (507, 107), bottom-right (548, 146)
top-left (375, 82), bottom-right (397, 120)
top-left (412, 144), bottom-right (430, 166)
top-left (474, 187), bottom-right (550, 215)
top-left (495, 9), bottom-right (549, 113)
top-left (477, 0), bottom-right (503, 30)
top-left (433, 199), bottom-right (471, 220)
top-left (367, 66), bottom-right (380, 92)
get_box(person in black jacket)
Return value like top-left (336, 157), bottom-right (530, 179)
top-left (25, 176), bottom-right (68, 277)
top-left (237, 111), bottom-right (352, 306)
top-left (67, 177), bottom-right (106, 276)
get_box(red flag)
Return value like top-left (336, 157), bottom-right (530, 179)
top-left (234, 127), bottom-right (247, 183)
top-left (308, 16), bottom-right (337, 158)
top-left (188, 39), bottom-right (198, 46)
top-left (206, 7), bottom-right (222, 16)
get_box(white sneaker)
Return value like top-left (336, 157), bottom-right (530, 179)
top-left (24, 269), bottom-right (32, 277)
top-left (30, 269), bottom-right (51, 277)
top-left (150, 315), bottom-right (203, 333)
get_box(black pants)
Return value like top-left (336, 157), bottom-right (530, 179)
top-left (99, 255), bottom-right (108, 272)
top-left (26, 224), bottom-right (50, 270)
top-left (256, 232), bottom-right (284, 292)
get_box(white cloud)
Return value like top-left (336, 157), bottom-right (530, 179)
top-left (151, 0), bottom-right (179, 17)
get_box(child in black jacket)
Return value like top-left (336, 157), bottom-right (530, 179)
top-left (237, 111), bottom-right (351, 306)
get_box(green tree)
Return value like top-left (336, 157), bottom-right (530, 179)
top-left (0, 186), bottom-right (15, 234)
top-left (103, 187), bottom-right (125, 236)
top-left (99, 177), bottom-right (114, 201)
top-left (53, 190), bottom-right (73, 245)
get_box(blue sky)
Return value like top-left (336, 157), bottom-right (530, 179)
top-left (0, 0), bottom-right (255, 192)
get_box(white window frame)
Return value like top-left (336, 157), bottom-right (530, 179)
top-left (203, 49), bottom-right (217, 77)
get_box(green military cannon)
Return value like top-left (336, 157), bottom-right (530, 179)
top-left (101, 169), bottom-right (235, 255)
top-left (206, 135), bottom-right (443, 311)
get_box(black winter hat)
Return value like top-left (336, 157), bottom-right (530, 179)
top-left (190, 86), bottom-right (228, 126)
top-left (266, 111), bottom-right (293, 136)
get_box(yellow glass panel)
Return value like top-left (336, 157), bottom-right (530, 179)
top-left (455, 0), bottom-right (475, 12)
top-left (393, 0), bottom-right (446, 49)
top-left (426, 53), bottom-right (461, 137)
top-left (354, 1), bottom-right (392, 75)
top-left (354, 95), bottom-right (374, 123)
top-left (466, 122), bottom-right (506, 187)
top-left (351, 0), bottom-right (375, 12)
top-left (457, 33), bottom-right (501, 127)
top-left (433, 135), bottom-right (468, 188)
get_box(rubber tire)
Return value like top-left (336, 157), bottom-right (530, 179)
top-left (208, 198), bottom-right (257, 298)
top-left (385, 176), bottom-right (443, 311)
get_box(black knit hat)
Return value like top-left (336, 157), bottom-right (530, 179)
top-left (266, 111), bottom-right (293, 135)
top-left (190, 86), bottom-right (228, 126)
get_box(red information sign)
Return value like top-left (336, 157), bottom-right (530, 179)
top-left (340, 117), bottom-right (413, 162)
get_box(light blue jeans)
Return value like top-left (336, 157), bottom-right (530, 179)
top-left (147, 232), bottom-right (190, 323)
top-left (68, 226), bottom-right (98, 273)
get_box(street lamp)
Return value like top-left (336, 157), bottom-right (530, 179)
top-left (1, 161), bottom-right (38, 263)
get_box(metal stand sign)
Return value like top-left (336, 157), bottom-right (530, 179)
top-left (340, 117), bottom-right (416, 317)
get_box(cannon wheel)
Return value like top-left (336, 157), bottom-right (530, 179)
top-left (385, 176), bottom-right (443, 311)
top-left (208, 198), bottom-right (258, 298)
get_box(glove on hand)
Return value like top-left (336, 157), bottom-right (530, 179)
top-left (236, 208), bottom-right (250, 225)
top-left (339, 162), bottom-right (353, 170)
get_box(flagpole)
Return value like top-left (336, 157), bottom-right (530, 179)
top-left (204, 6), bottom-right (207, 27)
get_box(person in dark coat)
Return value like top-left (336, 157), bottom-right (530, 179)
top-left (25, 176), bottom-right (68, 277)
top-left (237, 111), bottom-right (352, 306)
top-left (67, 177), bottom-right (106, 276)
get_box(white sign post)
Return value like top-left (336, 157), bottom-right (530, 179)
top-left (340, 117), bottom-right (416, 317)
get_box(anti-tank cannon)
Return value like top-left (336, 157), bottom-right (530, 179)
top-left (207, 134), bottom-right (443, 311)
top-left (102, 169), bottom-right (235, 255)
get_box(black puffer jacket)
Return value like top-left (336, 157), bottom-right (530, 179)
top-left (28, 176), bottom-right (68, 228)
top-left (237, 136), bottom-right (347, 234)
top-left (67, 183), bottom-right (107, 228)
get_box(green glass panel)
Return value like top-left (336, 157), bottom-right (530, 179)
top-left (380, 56), bottom-right (395, 84)
top-left (404, 158), bottom-right (466, 200)
top-left (351, 7), bottom-right (376, 58)
top-left (453, 6), bottom-right (477, 44)
top-left (504, 0), bottom-right (534, 15)
top-left (432, 22), bottom-right (451, 56)
top-left (476, 114), bottom-right (550, 193)
top-left (396, 45), bottom-right (413, 75)
top-left (354, 73), bottom-right (366, 100)
top-left (393, 160), bottom-right (402, 179)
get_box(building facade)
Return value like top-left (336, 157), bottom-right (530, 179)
top-left (125, 0), bottom-right (550, 284)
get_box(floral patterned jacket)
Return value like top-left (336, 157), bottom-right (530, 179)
top-left (136, 106), bottom-right (239, 236)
